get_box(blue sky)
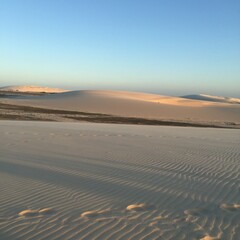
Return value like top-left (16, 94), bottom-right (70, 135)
top-left (0, 0), bottom-right (240, 96)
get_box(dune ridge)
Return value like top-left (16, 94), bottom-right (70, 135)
top-left (0, 85), bottom-right (68, 93)
top-left (181, 94), bottom-right (240, 104)
top-left (2, 90), bottom-right (240, 125)
top-left (0, 121), bottom-right (240, 239)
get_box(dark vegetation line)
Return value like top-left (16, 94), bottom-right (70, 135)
top-left (0, 102), bottom-right (236, 129)
top-left (0, 103), bottom-right (109, 116)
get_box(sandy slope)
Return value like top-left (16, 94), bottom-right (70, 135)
top-left (181, 94), bottom-right (240, 104)
top-left (0, 85), bottom-right (68, 93)
top-left (2, 90), bottom-right (240, 125)
top-left (0, 121), bottom-right (239, 240)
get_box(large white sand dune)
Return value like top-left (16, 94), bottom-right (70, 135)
top-left (3, 90), bottom-right (240, 125)
top-left (181, 94), bottom-right (240, 104)
top-left (0, 121), bottom-right (240, 239)
top-left (0, 85), bottom-right (68, 93)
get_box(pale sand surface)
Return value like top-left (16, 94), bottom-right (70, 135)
top-left (181, 94), bottom-right (240, 104)
top-left (2, 90), bottom-right (240, 125)
top-left (0, 121), bottom-right (240, 240)
top-left (0, 85), bottom-right (68, 93)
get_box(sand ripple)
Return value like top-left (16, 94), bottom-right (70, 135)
top-left (0, 122), bottom-right (240, 239)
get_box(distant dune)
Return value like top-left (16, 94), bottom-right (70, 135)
top-left (0, 85), bottom-right (68, 93)
top-left (1, 89), bottom-right (240, 125)
top-left (181, 94), bottom-right (240, 104)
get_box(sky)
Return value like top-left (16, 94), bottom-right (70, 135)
top-left (0, 0), bottom-right (240, 97)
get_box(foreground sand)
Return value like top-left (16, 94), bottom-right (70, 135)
top-left (0, 121), bottom-right (240, 240)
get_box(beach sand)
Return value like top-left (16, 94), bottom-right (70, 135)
top-left (0, 121), bottom-right (239, 240)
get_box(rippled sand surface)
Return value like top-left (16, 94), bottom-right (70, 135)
top-left (0, 121), bottom-right (239, 240)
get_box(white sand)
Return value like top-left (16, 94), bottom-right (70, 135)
top-left (0, 121), bottom-right (239, 240)
top-left (2, 90), bottom-right (240, 125)
top-left (0, 85), bottom-right (68, 93)
top-left (182, 94), bottom-right (240, 104)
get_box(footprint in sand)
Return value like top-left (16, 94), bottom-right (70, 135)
top-left (81, 204), bottom-right (154, 222)
top-left (18, 209), bottom-right (39, 217)
top-left (18, 208), bottom-right (55, 217)
top-left (200, 234), bottom-right (222, 240)
top-left (38, 208), bottom-right (55, 215)
top-left (184, 207), bottom-right (211, 217)
top-left (81, 209), bottom-right (114, 218)
top-left (126, 203), bottom-right (153, 212)
top-left (220, 203), bottom-right (240, 212)
top-left (126, 203), bottom-right (146, 211)
top-left (81, 204), bottom-right (149, 218)
top-left (81, 210), bottom-right (100, 218)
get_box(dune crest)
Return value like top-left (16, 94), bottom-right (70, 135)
top-left (0, 85), bottom-right (68, 93)
top-left (2, 90), bottom-right (240, 125)
top-left (182, 94), bottom-right (240, 104)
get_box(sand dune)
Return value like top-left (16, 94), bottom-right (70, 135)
top-left (0, 121), bottom-right (239, 239)
top-left (0, 85), bottom-right (68, 93)
top-left (2, 90), bottom-right (240, 125)
top-left (181, 94), bottom-right (240, 104)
